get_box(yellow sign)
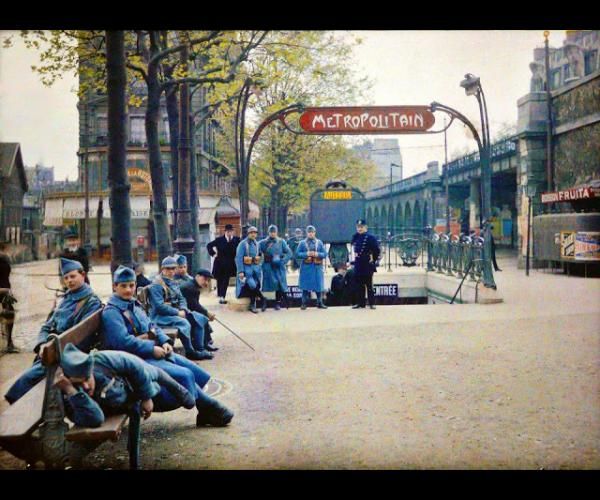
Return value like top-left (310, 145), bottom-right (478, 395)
top-left (322, 190), bottom-right (352, 200)
top-left (128, 167), bottom-right (152, 191)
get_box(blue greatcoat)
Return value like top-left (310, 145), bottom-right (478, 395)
top-left (351, 232), bottom-right (381, 277)
top-left (146, 276), bottom-right (209, 352)
top-left (100, 294), bottom-right (210, 409)
top-left (4, 283), bottom-right (103, 404)
top-left (235, 237), bottom-right (262, 298)
top-left (64, 350), bottom-right (162, 428)
top-left (258, 237), bottom-right (292, 292)
top-left (296, 238), bottom-right (327, 292)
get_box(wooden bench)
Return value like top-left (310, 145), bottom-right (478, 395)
top-left (0, 309), bottom-right (142, 469)
top-left (136, 286), bottom-right (179, 341)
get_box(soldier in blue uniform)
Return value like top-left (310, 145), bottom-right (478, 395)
top-left (174, 254), bottom-right (194, 286)
top-left (258, 225), bottom-right (292, 311)
top-left (55, 343), bottom-right (208, 428)
top-left (100, 266), bottom-right (233, 426)
top-left (351, 219), bottom-right (381, 309)
top-left (296, 225), bottom-right (328, 310)
top-left (4, 258), bottom-right (103, 404)
top-left (147, 256), bottom-right (213, 361)
top-left (180, 268), bottom-right (218, 351)
top-left (286, 228), bottom-right (304, 272)
top-left (235, 226), bottom-right (265, 313)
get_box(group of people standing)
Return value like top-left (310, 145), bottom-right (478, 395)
top-left (206, 219), bottom-right (381, 313)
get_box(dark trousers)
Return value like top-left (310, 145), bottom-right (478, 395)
top-left (216, 275), bottom-right (230, 298)
top-left (355, 273), bottom-right (375, 306)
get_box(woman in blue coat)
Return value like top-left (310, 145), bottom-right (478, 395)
top-left (235, 226), bottom-right (264, 313)
top-left (258, 225), bottom-right (292, 311)
top-left (296, 225), bottom-right (328, 310)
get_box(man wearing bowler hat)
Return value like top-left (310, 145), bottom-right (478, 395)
top-left (180, 268), bottom-right (219, 351)
top-left (207, 224), bottom-right (241, 304)
top-left (351, 219), bottom-right (381, 309)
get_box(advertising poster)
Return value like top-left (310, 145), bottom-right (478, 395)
top-left (574, 232), bottom-right (600, 261)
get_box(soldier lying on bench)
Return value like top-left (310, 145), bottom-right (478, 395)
top-left (4, 258), bottom-right (103, 404)
top-left (101, 265), bottom-right (233, 427)
top-left (54, 343), bottom-right (195, 428)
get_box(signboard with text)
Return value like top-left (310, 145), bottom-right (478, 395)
top-left (541, 186), bottom-right (599, 204)
top-left (299, 106), bottom-right (436, 135)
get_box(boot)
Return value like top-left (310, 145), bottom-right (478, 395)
top-left (205, 344), bottom-right (219, 352)
top-left (155, 368), bottom-right (196, 410)
top-left (196, 395), bottom-right (234, 427)
top-left (186, 350), bottom-right (214, 361)
top-left (274, 302), bottom-right (281, 311)
top-left (248, 299), bottom-right (258, 314)
top-left (261, 298), bottom-right (268, 312)
top-left (317, 302), bottom-right (328, 309)
top-left (301, 303), bottom-right (307, 310)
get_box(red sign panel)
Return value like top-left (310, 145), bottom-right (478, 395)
top-left (541, 186), bottom-right (600, 204)
top-left (299, 106), bottom-right (435, 135)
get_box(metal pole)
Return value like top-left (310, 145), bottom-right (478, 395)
top-left (526, 195), bottom-right (532, 276)
top-left (83, 102), bottom-right (91, 258)
top-left (445, 118), bottom-right (450, 234)
top-left (173, 43), bottom-right (194, 264)
top-left (388, 164), bottom-right (392, 271)
top-left (544, 31), bottom-right (554, 212)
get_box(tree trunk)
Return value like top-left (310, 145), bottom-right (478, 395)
top-left (146, 66), bottom-right (172, 268)
top-left (106, 30), bottom-right (132, 273)
top-left (165, 86), bottom-right (179, 237)
top-left (190, 89), bottom-right (202, 272)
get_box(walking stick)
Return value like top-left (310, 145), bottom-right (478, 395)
top-left (213, 317), bottom-right (256, 352)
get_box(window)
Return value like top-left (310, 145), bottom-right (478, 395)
top-left (585, 50), bottom-right (598, 75)
top-left (130, 116), bottom-right (146, 144)
top-left (551, 69), bottom-right (561, 89)
top-left (97, 116), bottom-right (108, 136)
top-left (563, 64), bottom-right (570, 81)
top-left (162, 117), bottom-right (170, 142)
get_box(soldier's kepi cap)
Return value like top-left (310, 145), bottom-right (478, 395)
top-left (306, 225), bottom-right (316, 233)
top-left (175, 254), bottom-right (187, 266)
top-left (295, 228), bottom-right (303, 234)
top-left (247, 226), bottom-right (258, 233)
top-left (268, 224), bottom-right (278, 233)
top-left (113, 264), bottom-right (136, 283)
top-left (356, 219), bottom-right (368, 226)
top-left (61, 343), bottom-right (94, 379)
top-left (60, 257), bottom-right (83, 275)
top-left (161, 256), bottom-right (178, 268)
top-left (194, 268), bottom-right (214, 279)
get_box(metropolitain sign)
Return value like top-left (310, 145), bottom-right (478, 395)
top-left (298, 106), bottom-right (436, 135)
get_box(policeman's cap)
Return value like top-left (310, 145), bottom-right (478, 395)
top-left (356, 219), bottom-right (368, 226)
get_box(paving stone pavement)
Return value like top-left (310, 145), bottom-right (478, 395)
top-left (1, 254), bottom-right (599, 469)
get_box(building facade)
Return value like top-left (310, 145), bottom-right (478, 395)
top-left (352, 138), bottom-right (403, 189)
top-left (0, 143), bottom-right (28, 249)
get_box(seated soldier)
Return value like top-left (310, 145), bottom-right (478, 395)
top-left (54, 343), bottom-right (204, 428)
top-left (101, 265), bottom-right (232, 426)
top-left (147, 256), bottom-right (213, 361)
top-left (327, 264), bottom-right (348, 307)
top-left (4, 258), bottom-right (103, 404)
top-left (174, 254), bottom-right (194, 286)
top-left (134, 261), bottom-right (152, 288)
top-left (179, 268), bottom-right (219, 352)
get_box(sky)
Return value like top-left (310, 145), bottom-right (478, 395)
top-left (0, 30), bottom-right (566, 181)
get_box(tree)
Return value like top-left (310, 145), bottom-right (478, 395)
top-left (211, 31), bottom-right (374, 230)
top-left (7, 30), bottom-right (267, 266)
top-left (106, 30), bottom-right (132, 272)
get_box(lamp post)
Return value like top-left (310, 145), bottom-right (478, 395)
top-left (430, 72), bottom-right (496, 289)
top-left (525, 184), bottom-right (537, 276)
top-left (444, 117), bottom-right (450, 234)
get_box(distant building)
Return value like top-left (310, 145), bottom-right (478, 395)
top-left (0, 143), bottom-right (28, 246)
top-left (352, 138), bottom-right (402, 189)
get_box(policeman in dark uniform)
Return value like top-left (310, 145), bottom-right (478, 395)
top-left (350, 219), bottom-right (381, 310)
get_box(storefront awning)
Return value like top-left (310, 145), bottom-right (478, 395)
top-left (43, 198), bottom-right (64, 226)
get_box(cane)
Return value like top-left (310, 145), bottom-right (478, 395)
top-left (213, 317), bottom-right (256, 352)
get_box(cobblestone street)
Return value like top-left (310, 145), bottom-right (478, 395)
top-left (1, 254), bottom-right (599, 469)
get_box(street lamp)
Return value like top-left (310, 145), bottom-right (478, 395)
top-left (429, 72), bottom-right (496, 289)
top-left (525, 183), bottom-right (537, 276)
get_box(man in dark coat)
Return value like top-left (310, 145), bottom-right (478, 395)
top-left (59, 230), bottom-right (90, 287)
top-left (134, 261), bottom-right (152, 288)
top-left (351, 219), bottom-right (381, 310)
top-left (180, 269), bottom-right (219, 351)
top-left (207, 224), bottom-right (240, 304)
